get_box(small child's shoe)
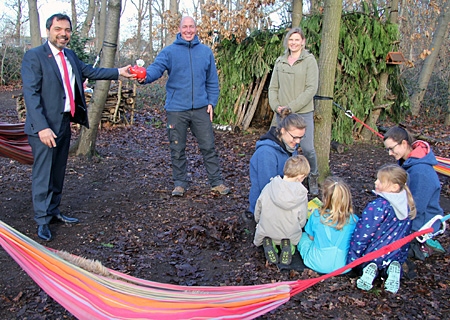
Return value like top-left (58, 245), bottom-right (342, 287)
top-left (280, 238), bottom-right (293, 265)
top-left (263, 237), bottom-right (278, 264)
top-left (357, 262), bottom-right (378, 291)
top-left (385, 261), bottom-right (401, 294)
top-left (425, 239), bottom-right (446, 254)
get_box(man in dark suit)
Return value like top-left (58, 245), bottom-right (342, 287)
top-left (21, 13), bottom-right (135, 241)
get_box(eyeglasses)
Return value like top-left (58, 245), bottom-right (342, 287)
top-left (286, 130), bottom-right (304, 142)
top-left (386, 142), bottom-right (399, 152)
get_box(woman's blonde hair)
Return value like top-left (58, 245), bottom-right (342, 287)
top-left (377, 164), bottom-right (416, 219)
top-left (320, 176), bottom-right (355, 230)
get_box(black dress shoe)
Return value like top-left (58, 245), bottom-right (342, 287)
top-left (37, 224), bottom-right (52, 241)
top-left (55, 214), bottom-right (79, 224)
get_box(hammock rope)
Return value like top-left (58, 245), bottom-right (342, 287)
top-left (314, 95), bottom-right (450, 177)
top-left (0, 217), bottom-right (446, 319)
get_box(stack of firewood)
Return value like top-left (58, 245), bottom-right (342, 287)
top-left (14, 80), bottom-right (137, 126)
top-left (84, 81), bottom-right (137, 126)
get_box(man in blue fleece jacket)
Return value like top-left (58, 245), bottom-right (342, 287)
top-left (140, 16), bottom-right (229, 197)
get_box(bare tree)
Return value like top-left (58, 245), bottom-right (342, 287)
top-left (27, 0), bottom-right (41, 48)
top-left (410, 3), bottom-right (450, 116)
top-left (130, 0), bottom-right (149, 61)
top-left (95, 0), bottom-right (108, 52)
top-left (447, 73), bottom-right (450, 125)
top-left (314, 0), bottom-right (343, 179)
top-left (79, 0), bottom-right (96, 38)
top-left (166, 0), bottom-right (179, 45)
top-left (291, 0), bottom-right (302, 27)
top-left (74, 0), bottom-right (123, 157)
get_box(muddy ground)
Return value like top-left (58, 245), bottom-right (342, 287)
top-left (0, 85), bottom-right (449, 319)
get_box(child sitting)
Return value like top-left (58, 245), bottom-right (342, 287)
top-left (298, 177), bottom-right (359, 274)
top-left (347, 164), bottom-right (416, 294)
top-left (253, 155), bottom-right (310, 265)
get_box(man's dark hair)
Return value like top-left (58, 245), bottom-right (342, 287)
top-left (46, 13), bottom-right (72, 31)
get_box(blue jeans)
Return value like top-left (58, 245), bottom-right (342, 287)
top-left (166, 107), bottom-right (223, 188)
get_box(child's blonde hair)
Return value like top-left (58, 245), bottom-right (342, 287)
top-left (283, 155), bottom-right (310, 178)
top-left (320, 176), bottom-right (354, 230)
top-left (377, 164), bottom-right (416, 219)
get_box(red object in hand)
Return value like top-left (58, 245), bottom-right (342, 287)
top-left (128, 65), bottom-right (146, 80)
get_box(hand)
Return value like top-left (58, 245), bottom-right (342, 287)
top-left (277, 106), bottom-right (285, 113)
top-left (38, 128), bottom-right (57, 148)
top-left (118, 65), bottom-right (136, 79)
top-left (207, 104), bottom-right (214, 122)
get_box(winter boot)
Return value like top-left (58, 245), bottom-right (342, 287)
top-left (308, 173), bottom-right (319, 196)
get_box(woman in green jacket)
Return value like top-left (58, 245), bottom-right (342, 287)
top-left (268, 27), bottom-right (319, 196)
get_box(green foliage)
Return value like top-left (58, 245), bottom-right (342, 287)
top-left (214, 29), bottom-right (285, 124)
top-left (0, 46), bottom-right (23, 85)
top-left (215, 3), bottom-right (409, 142)
top-left (67, 31), bottom-right (91, 63)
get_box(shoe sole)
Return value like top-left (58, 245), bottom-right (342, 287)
top-left (263, 237), bottom-right (278, 264)
top-left (357, 263), bottom-right (378, 291)
top-left (385, 261), bottom-right (401, 294)
top-left (280, 239), bottom-right (292, 265)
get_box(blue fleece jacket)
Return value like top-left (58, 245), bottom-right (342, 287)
top-left (400, 140), bottom-right (443, 231)
top-left (248, 127), bottom-right (292, 214)
top-left (144, 34), bottom-right (220, 111)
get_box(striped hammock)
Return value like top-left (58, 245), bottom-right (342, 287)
top-left (435, 156), bottom-right (450, 177)
top-left (0, 122), bottom-right (33, 165)
top-left (0, 220), bottom-right (432, 319)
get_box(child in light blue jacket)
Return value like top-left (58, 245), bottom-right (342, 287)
top-left (298, 177), bottom-right (358, 274)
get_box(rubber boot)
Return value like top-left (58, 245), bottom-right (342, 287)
top-left (308, 173), bottom-right (319, 196)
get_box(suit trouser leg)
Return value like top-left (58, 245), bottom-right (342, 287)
top-left (28, 115), bottom-right (71, 225)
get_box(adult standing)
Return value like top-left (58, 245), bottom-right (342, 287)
top-left (268, 27), bottom-right (319, 196)
top-left (22, 13), bottom-right (134, 241)
top-left (383, 126), bottom-right (445, 258)
top-left (248, 108), bottom-right (307, 216)
top-left (139, 16), bottom-right (229, 197)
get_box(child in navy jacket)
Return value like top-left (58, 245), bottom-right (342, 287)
top-left (347, 164), bottom-right (416, 294)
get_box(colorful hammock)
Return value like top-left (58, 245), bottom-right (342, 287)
top-left (0, 220), bottom-right (436, 319)
top-left (0, 122), bottom-right (33, 164)
top-left (435, 156), bottom-right (450, 177)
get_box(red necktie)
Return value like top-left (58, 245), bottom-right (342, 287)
top-left (58, 51), bottom-right (75, 116)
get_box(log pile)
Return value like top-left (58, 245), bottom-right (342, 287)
top-left (14, 80), bottom-right (137, 126)
top-left (85, 81), bottom-right (137, 126)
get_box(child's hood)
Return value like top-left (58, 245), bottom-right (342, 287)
top-left (373, 189), bottom-right (409, 220)
top-left (267, 176), bottom-right (308, 210)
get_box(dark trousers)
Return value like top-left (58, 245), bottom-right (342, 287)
top-left (166, 107), bottom-right (223, 188)
top-left (28, 114), bottom-right (71, 225)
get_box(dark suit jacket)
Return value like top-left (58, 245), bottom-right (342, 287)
top-left (21, 42), bottom-right (119, 136)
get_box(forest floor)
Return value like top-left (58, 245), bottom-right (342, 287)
top-left (0, 83), bottom-right (449, 319)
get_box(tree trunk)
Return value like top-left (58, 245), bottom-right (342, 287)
top-left (314, 0), bottom-right (342, 180)
top-left (291, 0), bottom-right (302, 27)
top-left (95, 0), bottom-right (108, 52)
top-left (446, 74), bottom-right (450, 126)
top-left (74, 0), bottom-right (122, 158)
top-left (27, 0), bottom-right (41, 48)
top-left (71, 0), bottom-right (77, 29)
top-left (410, 4), bottom-right (450, 116)
top-left (166, 0), bottom-right (179, 45)
top-left (79, 0), bottom-right (96, 39)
